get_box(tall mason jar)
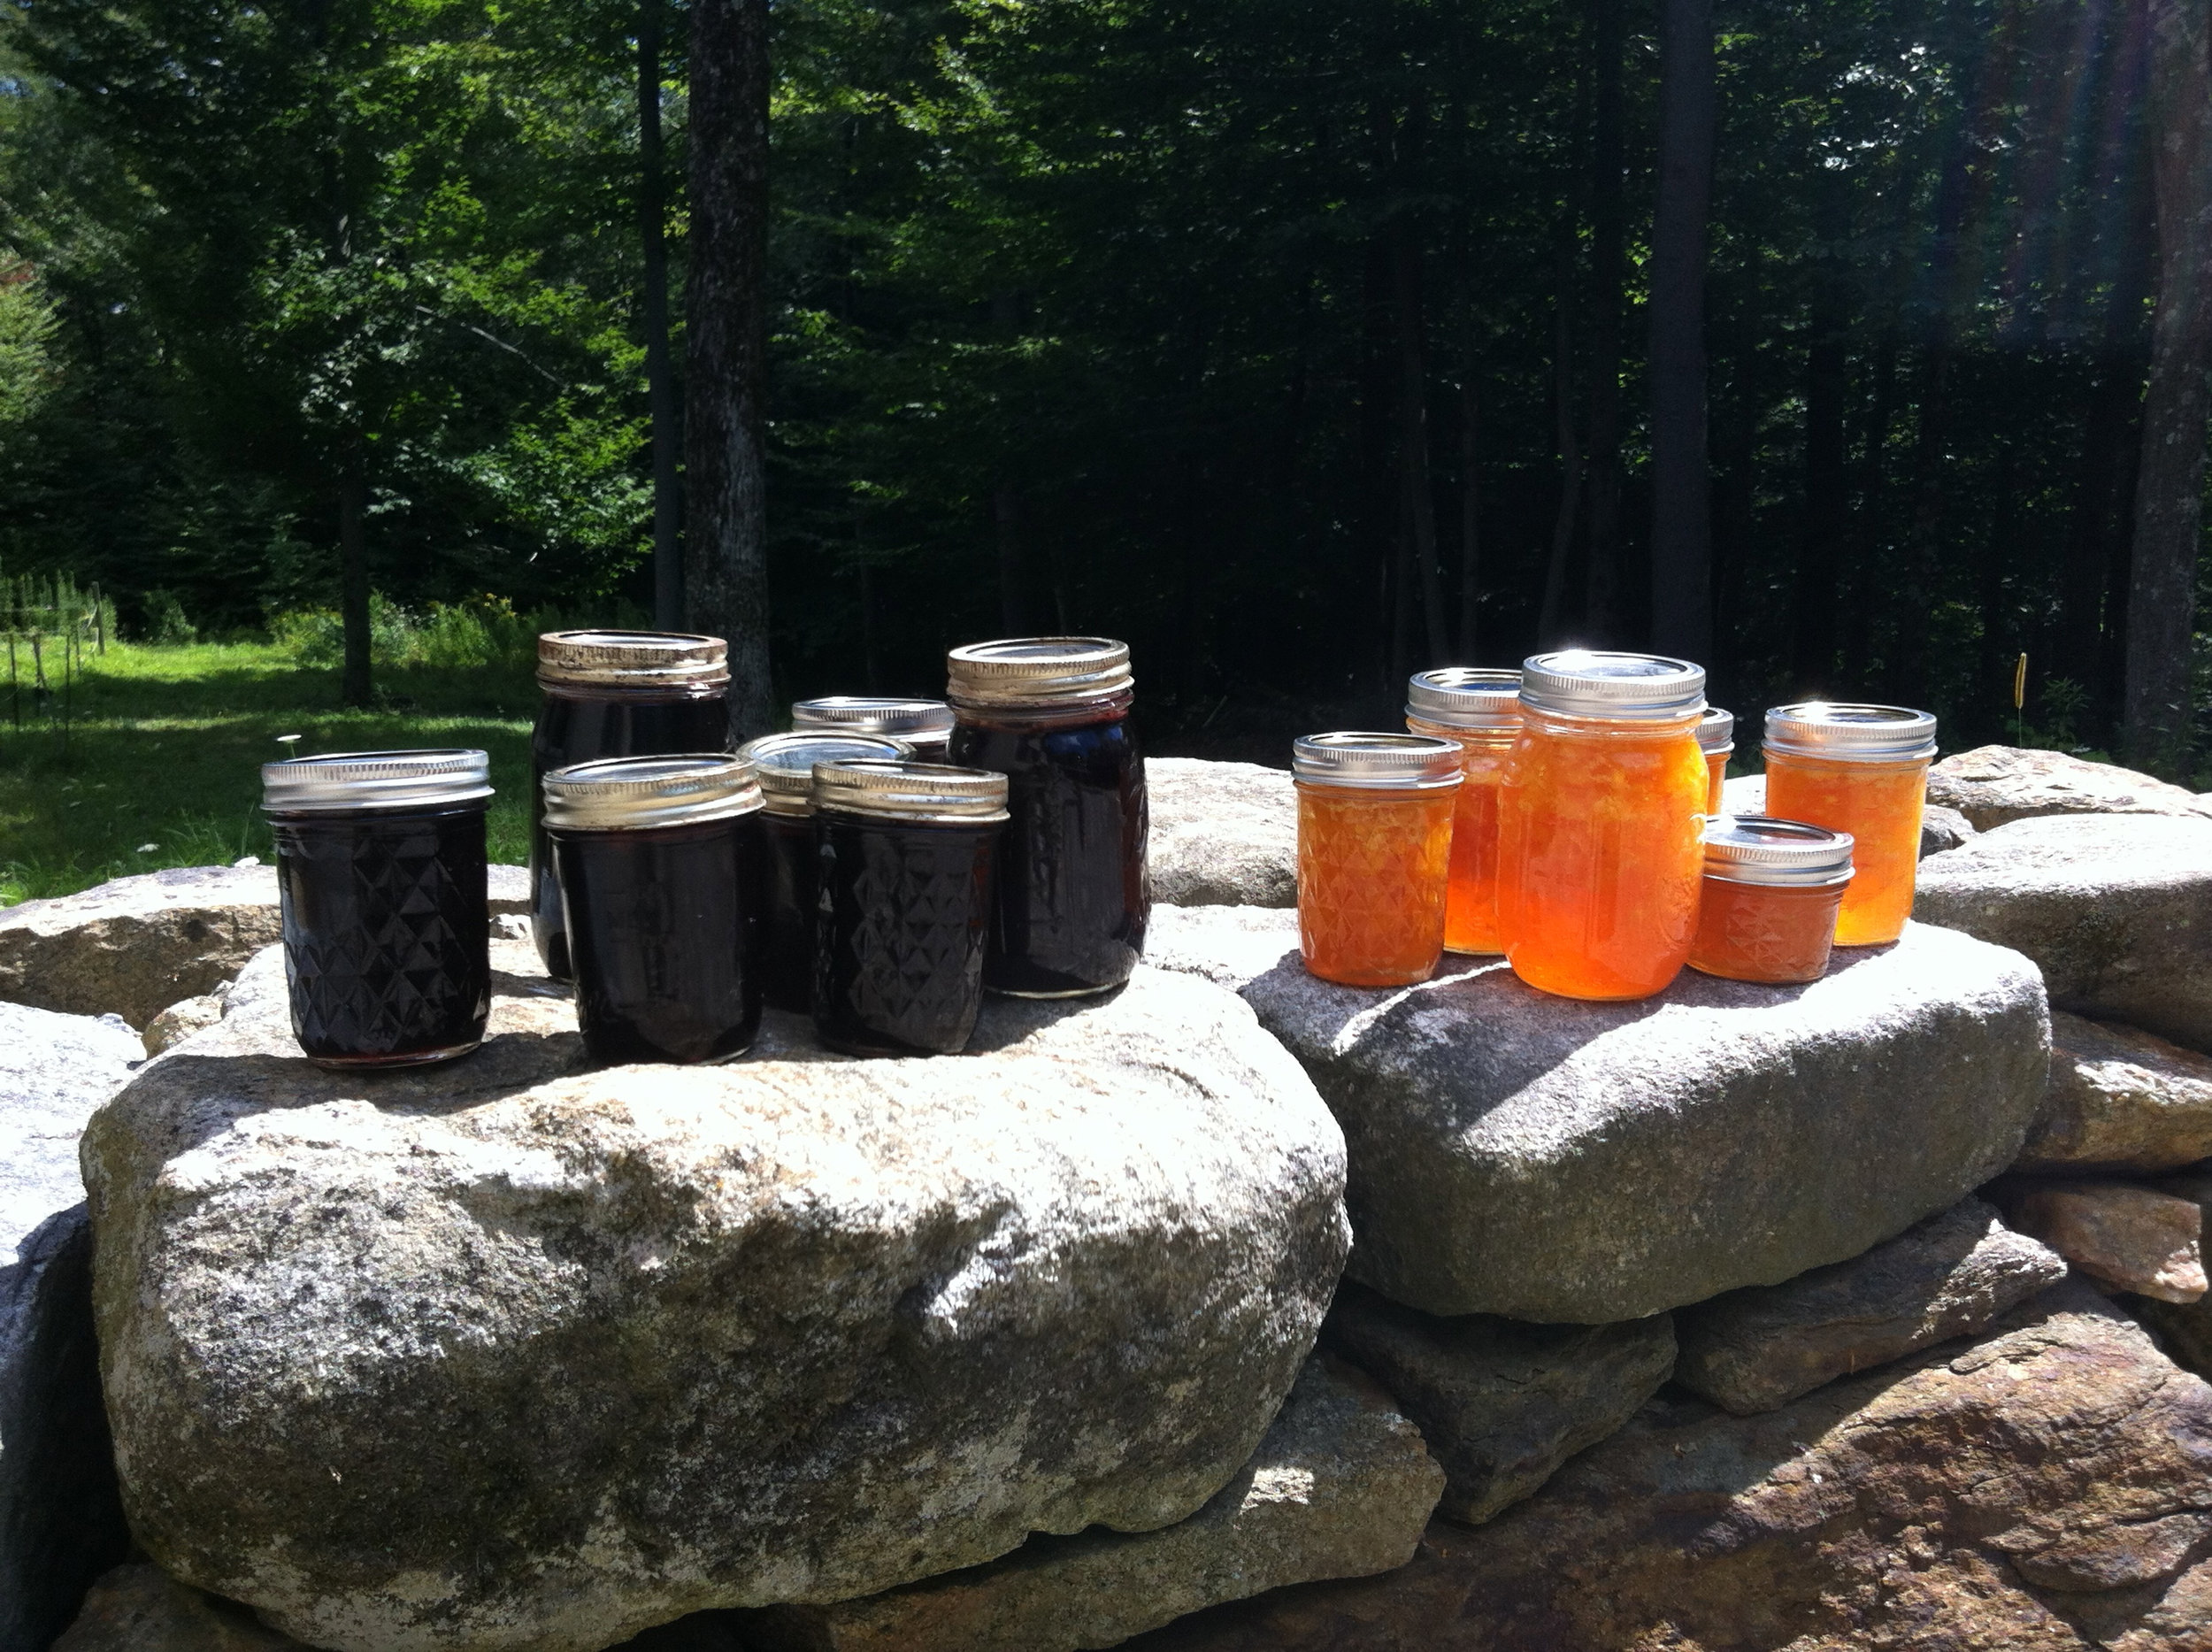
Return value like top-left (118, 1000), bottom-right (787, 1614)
top-left (1404, 668), bottom-right (1522, 956)
top-left (1761, 703), bottom-right (1938, 947)
top-left (1495, 650), bottom-right (1709, 1001)
top-left (1698, 707), bottom-right (1735, 815)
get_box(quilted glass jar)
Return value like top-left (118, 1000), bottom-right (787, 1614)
top-left (1686, 816), bottom-right (1855, 984)
top-left (1294, 732), bottom-right (1462, 987)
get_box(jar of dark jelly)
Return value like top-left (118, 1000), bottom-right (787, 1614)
top-left (739, 731), bottom-right (910, 1013)
top-left (810, 759), bottom-right (1009, 1057)
top-left (530, 630), bottom-right (730, 982)
top-left (259, 749), bottom-right (494, 1069)
top-left (542, 754), bottom-right (767, 1065)
top-left (946, 637), bottom-right (1148, 997)
top-left (790, 696), bottom-right (956, 759)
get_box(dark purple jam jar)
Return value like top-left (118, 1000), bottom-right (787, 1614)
top-left (790, 696), bottom-right (956, 758)
top-left (947, 638), bottom-right (1148, 998)
top-left (542, 754), bottom-right (766, 1065)
top-left (739, 731), bottom-right (909, 1013)
top-left (810, 759), bottom-right (1008, 1057)
top-left (530, 630), bottom-right (731, 982)
top-left (260, 749), bottom-right (493, 1069)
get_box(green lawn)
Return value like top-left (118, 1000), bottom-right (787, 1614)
top-left (0, 640), bottom-right (539, 906)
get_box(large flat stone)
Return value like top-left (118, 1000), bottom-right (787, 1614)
top-left (2010, 1181), bottom-right (2206, 1302)
top-left (2018, 1010), bottom-right (2212, 1172)
top-left (1125, 1283), bottom-right (2212, 1651)
top-left (1149, 905), bottom-right (2048, 1322)
top-left (54, 1563), bottom-right (303, 1650)
top-left (1928, 742), bottom-right (2212, 831)
top-left (1916, 812), bottom-right (2212, 1051)
top-left (739, 1354), bottom-right (1440, 1652)
top-left (1320, 1281), bottom-right (1674, 1524)
top-left (1148, 758), bottom-right (1297, 909)
top-left (1673, 1196), bottom-right (2065, 1413)
top-left (0, 864), bottom-right (528, 1027)
top-left (85, 962), bottom-right (1349, 1652)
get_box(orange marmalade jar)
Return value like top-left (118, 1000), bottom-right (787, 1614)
top-left (1496, 650), bottom-right (1709, 1001)
top-left (1405, 667), bottom-right (1522, 956)
top-left (1761, 703), bottom-right (1937, 947)
top-left (1698, 708), bottom-right (1734, 816)
top-left (1687, 816), bottom-right (1855, 983)
top-left (1294, 732), bottom-right (1463, 987)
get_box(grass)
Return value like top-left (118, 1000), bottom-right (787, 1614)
top-left (0, 640), bottom-right (538, 906)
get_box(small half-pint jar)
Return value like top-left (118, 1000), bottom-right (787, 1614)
top-left (1699, 708), bottom-right (1735, 815)
top-left (1294, 733), bottom-right (1463, 987)
top-left (1687, 816), bottom-right (1855, 984)
top-left (1762, 703), bottom-right (1937, 947)
top-left (792, 696), bottom-right (956, 758)
top-left (1405, 668), bottom-right (1521, 956)
top-left (741, 730), bottom-right (910, 1012)
top-left (261, 749), bottom-right (494, 1069)
top-left (811, 760), bottom-right (1010, 1057)
top-left (542, 754), bottom-right (766, 1065)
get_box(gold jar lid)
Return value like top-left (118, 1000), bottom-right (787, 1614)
top-left (741, 732), bottom-right (910, 816)
top-left (945, 637), bottom-right (1133, 709)
top-left (541, 755), bottom-right (762, 831)
top-left (1763, 703), bottom-right (1937, 763)
top-left (263, 749), bottom-right (493, 813)
top-left (812, 759), bottom-right (1010, 825)
top-left (1292, 732), bottom-right (1463, 789)
top-left (1701, 815), bottom-right (1855, 886)
top-left (537, 629), bottom-right (729, 689)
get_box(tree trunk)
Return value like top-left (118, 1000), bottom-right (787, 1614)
top-left (684, 0), bottom-right (773, 741)
top-left (1648, 0), bottom-right (1716, 664)
top-left (1458, 334), bottom-right (1482, 657)
top-left (639, 0), bottom-right (682, 631)
top-left (1540, 280), bottom-right (1585, 649)
top-left (1394, 217), bottom-right (1449, 669)
top-left (1793, 175), bottom-right (1851, 689)
top-left (2124, 0), bottom-right (2212, 770)
top-left (1582, 0), bottom-right (1627, 644)
top-left (338, 436), bottom-right (372, 708)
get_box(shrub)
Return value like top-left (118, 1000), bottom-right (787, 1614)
top-left (141, 589), bottom-right (198, 644)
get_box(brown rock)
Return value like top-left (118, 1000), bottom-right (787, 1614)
top-left (1927, 743), bottom-right (2212, 831)
top-left (53, 1564), bottom-right (304, 1650)
top-left (142, 995), bottom-right (224, 1056)
top-left (1124, 1284), bottom-right (2212, 1651)
top-left (2017, 1011), bottom-right (2212, 1172)
top-left (2136, 1172), bottom-right (2212, 1381)
top-left (1920, 801), bottom-right (1978, 856)
top-left (2013, 1182), bottom-right (2207, 1302)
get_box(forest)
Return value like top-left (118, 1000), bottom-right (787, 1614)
top-left (2, 0), bottom-right (2208, 772)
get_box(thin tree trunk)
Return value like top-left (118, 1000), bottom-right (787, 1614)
top-left (1648, 0), bottom-right (1716, 663)
top-left (339, 436), bottom-right (371, 708)
top-left (684, 0), bottom-right (772, 741)
top-left (1394, 216), bottom-right (1449, 668)
top-left (2124, 0), bottom-right (2212, 769)
top-left (1582, 0), bottom-right (1627, 643)
top-left (1459, 332), bottom-right (1482, 657)
top-left (1360, 226), bottom-right (1397, 688)
top-left (639, 0), bottom-right (682, 631)
top-left (1540, 286), bottom-right (1585, 648)
top-left (1793, 174), bottom-right (1851, 688)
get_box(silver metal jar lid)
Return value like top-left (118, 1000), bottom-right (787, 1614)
top-left (537, 629), bottom-right (729, 689)
top-left (813, 759), bottom-right (1010, 825)
top-left (791, 696), bottom-right (956, 741)
top-left (1763, 703), bottom-right (1938, 763)
top-left (1292, 732), bottom-right (1464, 789)
top-left (1701, 815), bottom-right (1855, 887)
top-left (945, 637), bottom-right (1133, 709)
top-left (1406, 668), bottom-right (1524, 730)
top-left (1520, 650), bottom-right (1707, 720)
top-left (541, 755), bottom-right (762, 832)
top-left (1700, 707), bottom-right (1735, 751)
top-left (741, 732), bottom-right (910, 815)
top-left (262, 749), bottom-right (494, 814)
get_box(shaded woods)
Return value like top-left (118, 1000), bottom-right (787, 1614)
top-left (4, 0), bottom-right (2212, 765)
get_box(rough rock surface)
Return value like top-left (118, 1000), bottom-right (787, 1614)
top-left (0, 863), bottom-right (528, 1026)
top-left (85, 962), bottom-right (1349, 1652)
top-left (1320, 1281), bottom-right (1674, 1524)
top-left (2138, 1172), bottom-right (2212, 1380)
top-left (1148, 904), bottom-right (2049, 1321)
top-left (739, 1355), bottom-right (1440, 1652)
top-left (1673, 1196), bottom-right (2066, 1412)
top-left (1124, 1284), bottom-right (2212, 1652)
top-left (142, 995), bottom-right (225, 1057)
top-left (1148, 757), bottom-right (1297, 909)
top-left (1720, 772), bottom-right (1973, 855)
top-left (1915, 812), bottom-right (2212, 1051)
top-left (2012, 1182), bottom-right (2207, 1302)
top-left (2017, 1010), bottom-right (2212, 1172)
top-left (0, 1000), bottom-right (142, 1249)
top-left (1928, 742), bottom-right (2212, 831)
top-left (53, 1564), bottom-right (303, 1650)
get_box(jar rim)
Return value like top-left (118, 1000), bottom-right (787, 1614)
top-left (1701, 814), bottom-right (1855, 884)
top-left (1521, 649), bottom-right (1707, 719)
top-left (813, 758), bottom-right (1010, 824)
top-left (1699, 707), bottom-right (1736, 751)
top-left (1293, 732), bottom-right (1464, 788)
top-left (541, 754), bottom-right (762, 831)
top-left (262, 749), bottom-right (494, 813)
top-left (1764, 702), bottom-right (1938, 762)
top-left (792, 696), bottom-right (956, 738)
top-left (1406, 667), bottom-right (1523, 728)
top-left (741, 732), bottom-right (910, 813)
top-left (537, 629), bottom-right (730, 689)
top-left (946, 636), bottom-right (1133, 707)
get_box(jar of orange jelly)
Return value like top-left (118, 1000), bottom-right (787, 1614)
top-left (1495, 650), bottom-right (1709, 1001)
top-left (1687, 816), bottom-right (1855, 984)
top-left (1294, 733), bottom-right (1463, 987)
top-left (1405, 668), bottom-right (1521, 956)
top-left (1698, 708), bottom-right (1733, 815)
top-left (1761, 703), bottom-right (1937, 948)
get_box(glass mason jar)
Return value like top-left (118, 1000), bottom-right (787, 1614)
top-left (1762, 703), bottom-right (1938, 948)
top-left (810, 759), bottom-right (1009, 1057)
top-left (1686, 816), bottom-right (1855, 985)
top-left (739, 730), bottom-right (910, 1013)
top-left (946, 638), bottom-right (1148, 998)
top-left (530, 630), bottom-right (731, 982)
top-left (260, 749), bottom-right (494, 1069)
top-left (1496, 650), bottom-right (1709, 1001)
top-left (791, 696), bottom-right (956, 758)
top-left (1405, 668), bottom-right (1522, 957)
top-left (1293, 733), bottom-right (1463, 987)
top-left (542, 755), bottom-right (766, 1065)
top-left (1699, 707), bottom-right (1735, 816)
